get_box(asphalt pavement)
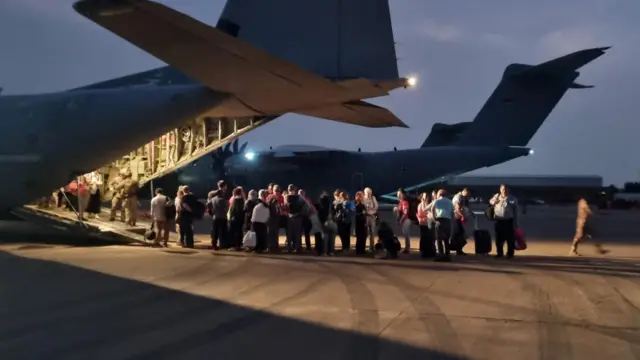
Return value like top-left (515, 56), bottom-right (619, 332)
top-left (1, 207), bottom-right (639, 359)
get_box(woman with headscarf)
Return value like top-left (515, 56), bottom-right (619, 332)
top-left (244, 189), bottom-right (260, 233)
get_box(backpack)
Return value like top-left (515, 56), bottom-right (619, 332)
top-left (164, 197), bottom-right (176, 219)
top-left (286, 194), bottom-right (304, 216)
top-left (182, 195), bottom-right (205, 220)
top-left (333, 202), bottom-right (346, 222)
top-left (407, 196), bottom-right (419, 224)
top-left (191, 200), bottom-right (205, 219)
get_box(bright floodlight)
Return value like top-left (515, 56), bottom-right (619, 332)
top-left (406, 76), bottom-right (418, 87)
top-left (244, 151), bottom-right (256, 160)
top-left (528, 149), bottom-right (535, 155)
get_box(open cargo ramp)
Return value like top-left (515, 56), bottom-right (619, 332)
top-left (101, 115), bottom-right (275, 200)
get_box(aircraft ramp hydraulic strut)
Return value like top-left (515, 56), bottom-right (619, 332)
top-left (101, 116), bottom-right (275, 200)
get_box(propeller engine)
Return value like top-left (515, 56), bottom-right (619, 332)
top-left (210, 138), bottom-right (249, 180)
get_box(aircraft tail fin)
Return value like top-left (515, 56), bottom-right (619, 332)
top-left (421, 122), bottom-right (472, 148)
top-left (452, 47), bottom-right (609, 147)
top-left (217, 0), bottom-right (400, 81)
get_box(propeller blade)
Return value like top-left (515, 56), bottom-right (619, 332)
top-left (239, 141), bottom-right (248, 153)
top-left (223, 142), bottom-right (231, 153)
top-left (232, 138), bottom-right (239, 153)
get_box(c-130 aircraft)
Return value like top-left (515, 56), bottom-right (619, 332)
top-left (0, 0), bottom-right (413, 212)
top-left (167, 47), bottom-right (609, 199)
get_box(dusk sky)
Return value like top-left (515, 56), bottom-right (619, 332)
top-left (1, 0), bottom-right (638, 185)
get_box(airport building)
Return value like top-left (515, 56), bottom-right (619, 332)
top-left (439, 174), bottom-right (603, 203)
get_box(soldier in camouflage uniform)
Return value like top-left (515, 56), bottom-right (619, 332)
top-left (109, 174), bottom-right (126, 222)
top-left (122, 172), bottom-right (140, 226)
top-left (570, 198), bottom-right (609, 256)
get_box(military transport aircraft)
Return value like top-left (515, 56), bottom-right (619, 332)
top-left (0, 0), bottom-right (411, 211)
top-left (164, 46), bottom-right (610, 198)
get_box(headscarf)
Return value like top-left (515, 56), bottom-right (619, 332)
top-left (248, 189), bottom-right (258, 200)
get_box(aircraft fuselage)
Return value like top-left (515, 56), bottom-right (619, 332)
top-left (0, 84), bottom-right (225, 210)
top-left (171, 146), bottom-right (531, 199)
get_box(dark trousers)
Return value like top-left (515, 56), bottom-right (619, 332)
top-left (252, 221), bottom-right (268, 252)
top-left (354, 219), bottom-right (367, 254)
top-left (435, 218), bottom-right (452, 257)
top-left (179, 218), bottom-right (194, 248)
top-left (337, 221), bottom-right (351, 251)
top-left (314, 232), bottom-right (324, 255)
top-left (302, 216), bottom-right (312, 249)
top-left (268, 220), bottom-right (280, 251)
top-left (286, 215), bottom-right (303, 251)
top-left (211, 217), bottom-right (228, 249)
top-left (451, 219), bottom-right (467, 253)
top-left (419, 225), bottom-right (436, 258)
top-left (229, 220), bottom-right (244, 249)
top-left (495, 218), bottom-right (515, 257)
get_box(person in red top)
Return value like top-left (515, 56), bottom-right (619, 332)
top-left (395, 188), bottom-right (412, 254)
top-left (267, 185), bottom-right (287, 231)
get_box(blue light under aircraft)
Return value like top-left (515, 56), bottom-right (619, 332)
top-left (244, 151), bottom-right (256, 160)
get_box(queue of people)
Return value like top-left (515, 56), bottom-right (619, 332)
top-left (43, 171), bottom-right (607, 260)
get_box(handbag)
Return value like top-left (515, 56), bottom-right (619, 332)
top-left (243, 230), bottom-right (257, 247)
top-left (144, 223), bottom-right (156, 241)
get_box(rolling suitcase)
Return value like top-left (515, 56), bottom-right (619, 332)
top-left (473, 217), bottom-right (492, 255)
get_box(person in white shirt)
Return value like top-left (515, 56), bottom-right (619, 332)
top-left (431, 189), bottom-right (454, 262)
top-left (251, 189), bottom-right (270, 252)
top-left (363, 187), bottom-right (379, 251)
top-left (150, 188), bottom-right (171, 247)
top-left (86, 170), bottom-right (103, 218)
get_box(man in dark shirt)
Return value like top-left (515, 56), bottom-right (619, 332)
top-left (208, 189), bottom-right (229, 249)
top-left (285, 184), bottom-right (306, 252)
top-left (179, 186), bottom-right (197, 248)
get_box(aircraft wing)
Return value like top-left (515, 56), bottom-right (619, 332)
top-left (298, 101), bottom-right (408, 128)
top-left (72, 0), bottom-right (407, 127)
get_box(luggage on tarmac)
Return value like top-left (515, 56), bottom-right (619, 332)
top-left (419, 226), bottom-right (436, 258)
top-left (473, 217), bottom-right (492, 254)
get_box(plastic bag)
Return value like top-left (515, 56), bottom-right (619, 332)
top-left (243, 230), bottom-right (256, 248)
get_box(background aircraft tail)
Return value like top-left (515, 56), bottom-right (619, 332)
top-left (421, 47), bottom-right (608, 148)
top-left (217, 0), bottom-right (400, 81)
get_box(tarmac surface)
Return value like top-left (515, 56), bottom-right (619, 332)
top-left (1, 206), bottom-right (640, 359)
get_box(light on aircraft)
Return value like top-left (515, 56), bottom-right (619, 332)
top-left (244, 151), bottom-right (256, 160)
top-left (406, 76), bottom-right (418, 87)
top-left (528, 149), bottom-right (535, 155)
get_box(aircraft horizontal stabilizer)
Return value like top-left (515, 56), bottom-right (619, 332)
top-left (569, 82), bottom-right (594, 89)
top-left (296, 101), bottom-right (408, 128)
top-left (73, 0), bottom-right (404, 119)
top-left (513, 46), bottom-right (609, 79)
